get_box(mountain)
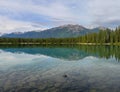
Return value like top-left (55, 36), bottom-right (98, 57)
top-left (0, 33), bottom-right (2, 36)
top-left (1, 24), bottom-right (100, 38)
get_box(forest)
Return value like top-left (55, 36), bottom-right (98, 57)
top-left (0, 27), bottom-right (120, 45)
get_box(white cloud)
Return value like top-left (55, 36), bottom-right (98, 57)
top-left (0, 0), bottom-right (78, 33)
top-left (0, 0), bottom-right (76, 20)
top-left (0, 0), bottom-right (120, 33)
top-left (87, 0), bottom-right (120, 27)
top-left (0, 15), bottom-right (46, 33)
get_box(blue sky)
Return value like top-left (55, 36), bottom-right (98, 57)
top-left (0, 0), bottom-right (120, 33)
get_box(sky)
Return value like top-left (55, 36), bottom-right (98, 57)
top-left (0, 0), bottom-right (120, 33)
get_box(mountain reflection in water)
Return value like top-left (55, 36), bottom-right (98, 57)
top-left (1, 45), bottom-right (120, 61)
top-left (0, 45), bottom-right (120, 92)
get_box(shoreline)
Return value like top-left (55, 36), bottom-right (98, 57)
top-left (0, 43), bottom-right (120, 46)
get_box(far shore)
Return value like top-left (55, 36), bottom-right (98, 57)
top-left (0, 43), bottom-right (120, 46)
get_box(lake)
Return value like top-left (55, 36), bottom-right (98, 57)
top-left (0, 45), bottom-right (120, 92)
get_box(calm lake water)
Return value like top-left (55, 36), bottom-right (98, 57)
top-left (0, 45), bottom-right (120, 92)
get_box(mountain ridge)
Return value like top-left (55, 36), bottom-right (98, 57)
top-left (1, 24), bottom-right (101, 38)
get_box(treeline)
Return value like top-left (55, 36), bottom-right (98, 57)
top-left (78, 27), bottom-right (120, 44)
top-left (0, 27), bottom-right (120, 45)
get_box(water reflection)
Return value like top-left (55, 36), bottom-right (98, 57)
top-left (0, 45), bottom-right (120, 92)
top-left (1, 45), bottom-right (120, 61)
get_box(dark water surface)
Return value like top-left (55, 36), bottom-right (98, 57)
top-left (0, 45), bottom-right (120, 92)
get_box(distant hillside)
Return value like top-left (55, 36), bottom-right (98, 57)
top-left (1, 24), bottom-right (100, 38)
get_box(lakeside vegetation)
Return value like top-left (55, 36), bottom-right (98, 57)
top-left (0, 27), bottom-right (120, 45)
